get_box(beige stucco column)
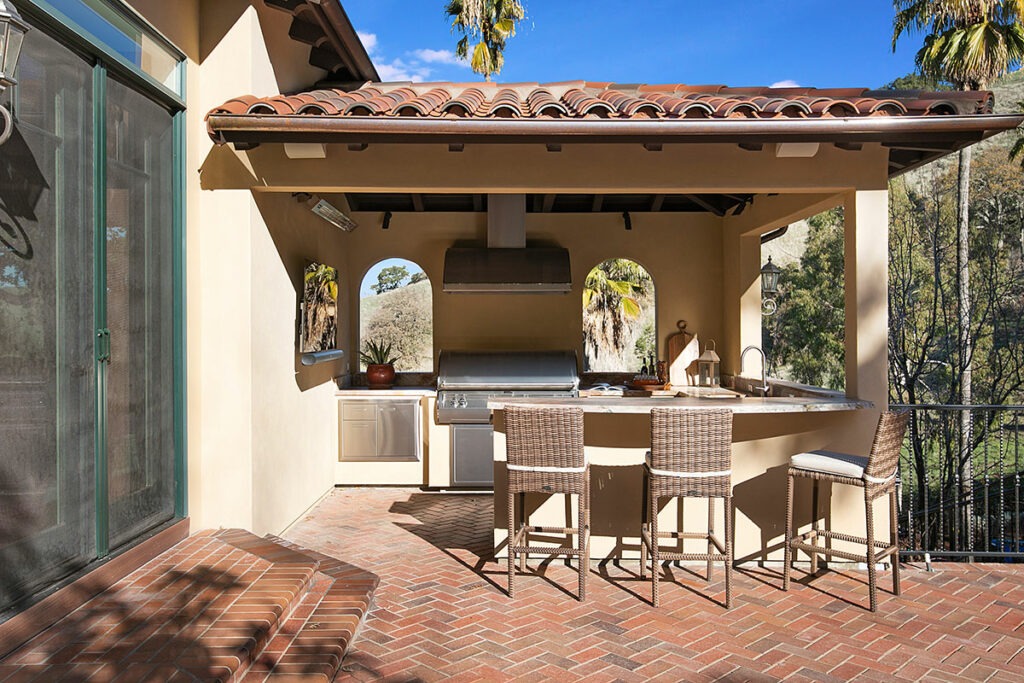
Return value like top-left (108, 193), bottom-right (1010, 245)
top-left (721, 229), bottom-right (763, 376)
top-left (843, 189), bottom-right (889, 422)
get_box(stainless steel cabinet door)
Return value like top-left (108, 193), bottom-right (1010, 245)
top-left (451, 424), bottom-right (494, 486)
top-left (341, 420), bottom-right (377, 460)
top-left (376, 401), bottom-right (419, 459)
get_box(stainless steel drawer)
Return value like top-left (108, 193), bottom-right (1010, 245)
top-left (342, 403), bottom-right (376, 421)
top-left (341, 420), bottom-right (377, 460)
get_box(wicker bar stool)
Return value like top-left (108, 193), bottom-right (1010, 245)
top-left (640, 408), bottom-right (734, 608)
top-left (783, 410), bottom-right (910, 612)
top-left (505, 406), bottom-right (590, 601)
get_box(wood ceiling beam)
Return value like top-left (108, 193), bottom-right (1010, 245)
top-left (683, 194), bottom-right (727, 217)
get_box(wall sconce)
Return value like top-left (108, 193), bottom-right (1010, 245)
top-left (0, 0), bottom-right (29, 146)
top-left (760, 255), bottom-right (782, 315)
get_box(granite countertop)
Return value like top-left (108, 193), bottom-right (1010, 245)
top-left (487, 395), bottom-right (872, 414)
top-left (336, 388), bottom-right (436, 398)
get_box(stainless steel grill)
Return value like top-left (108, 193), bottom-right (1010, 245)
top-left (436, 350), bottom-right (579, 486)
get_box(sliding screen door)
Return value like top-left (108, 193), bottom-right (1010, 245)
top-left (104, 78), bottom-right (175, 549)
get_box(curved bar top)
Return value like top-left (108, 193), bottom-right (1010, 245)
top-left (487, 395), bottom-right (872, 414)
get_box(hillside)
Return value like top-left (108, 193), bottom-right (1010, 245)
top-left (765, 70), bottom-right (1024, 268)
top-left (359, 280), bottom-right (433, 371)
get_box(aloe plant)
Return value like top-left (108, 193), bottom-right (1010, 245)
top-left (359, 339), bottom-right (400, 366)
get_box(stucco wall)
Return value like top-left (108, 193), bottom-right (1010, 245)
top-left (125, 0), bottom-right (340, 535)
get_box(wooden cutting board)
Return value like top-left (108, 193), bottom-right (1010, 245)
top-left (667, 320), bottom-right (699, 387)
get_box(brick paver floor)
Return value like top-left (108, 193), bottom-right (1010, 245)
top-left (285, 487), bottom-right (1024, 683)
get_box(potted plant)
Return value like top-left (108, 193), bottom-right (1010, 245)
top-left (359, 339), bottom-right (400, 389)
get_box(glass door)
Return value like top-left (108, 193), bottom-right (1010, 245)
top-left (0, 27), bottom-right (97, 612)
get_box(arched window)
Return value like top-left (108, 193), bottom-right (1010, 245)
top-left (582, 258), bottom-right (655, 372)
top-left (359, 259), bottom-right (433, 371)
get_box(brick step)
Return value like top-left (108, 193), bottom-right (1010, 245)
top-left (239, 536), bottom-right (379, 682)
top-left (0, 530), bottom-right (322, 681)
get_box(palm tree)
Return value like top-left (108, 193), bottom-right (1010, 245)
top-left (445, 0), bottom-right (525, 80)
top-left (893, 0), bottom-right (1024, 542)
top-left (302, 263), bottom-right (338, 352)
top-left (582, 259), bottom-right (653, 371)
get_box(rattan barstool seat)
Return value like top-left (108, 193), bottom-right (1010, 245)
top-left (504, 406), bottom-right (590, 601)
top-left (640, 408), bottom-right (734, 608)
top-left (783, 410), bottom-right (910, 612)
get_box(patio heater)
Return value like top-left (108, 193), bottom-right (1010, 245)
top-left (0, 0), bottom-right (28, 146)
top-left (760, 256), bottom-right (782, 316)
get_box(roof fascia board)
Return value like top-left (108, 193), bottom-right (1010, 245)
top-left (308, 0), bottom-right (378, 82)
top-left (207, 113), bottom-right (1024, 146)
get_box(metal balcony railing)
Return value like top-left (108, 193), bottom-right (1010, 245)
top-left (893, 404), bottom-right (1024, 563)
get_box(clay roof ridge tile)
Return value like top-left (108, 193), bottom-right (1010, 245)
top-left (212, 95), bottom-right (259, 115)
top-left (562, 88), bottom-right (615, 117)
top-left (722, 101), bottom-right (762, 118)
top-left (392, 87), bottom-right (452, 117)
top-left (527, 88), bottom-right (570, 117)
top-left (441, 87), bottom-right (488, 117)
top-left (808, 99), bottom-right (858, 116)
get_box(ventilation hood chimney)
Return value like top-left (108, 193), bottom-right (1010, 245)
top-left (443, 195), bottom-right (572, 294)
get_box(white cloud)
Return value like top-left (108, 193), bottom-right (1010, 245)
top-left (357, 31), bottom-right (378, 55)
top-left (359, 28), bottom-right (476, 83)
top-left (412, 48), bottom-right (469, 67)
top-left (376, 59), bottom-right (430, 83)
top-left (770, 79), bottom-right (801, 88)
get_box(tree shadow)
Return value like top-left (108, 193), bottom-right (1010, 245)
top-left (389, 492), bottom-right (503, 591)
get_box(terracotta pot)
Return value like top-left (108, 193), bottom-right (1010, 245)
top-left (366, 364), bottom-right (396, 389)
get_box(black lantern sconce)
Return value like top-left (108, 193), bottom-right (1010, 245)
top-left (760, 255), bottom-right (782, 316)
top-left (0, 0), bottom-right (28, 146)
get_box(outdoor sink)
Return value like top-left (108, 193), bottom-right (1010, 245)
top-left (727, 376), bottom-right (840, 400)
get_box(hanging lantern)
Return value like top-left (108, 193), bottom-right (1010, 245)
top-left (760, 256), bottom-right (781, 296)
top-left (0, 0), bottom-right (28, 147)
top-left (697, 340), bottom-right (721, 387)
top-left (0, 0), bottom-right (28, 90)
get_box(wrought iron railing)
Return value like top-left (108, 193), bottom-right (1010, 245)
top-left (894, 404), bottom-right (1024, 562)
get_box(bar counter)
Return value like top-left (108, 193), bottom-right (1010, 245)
top-left (487, 393), bottom-right (879, 564)
top-left (487, 394), bottom-right (871, 414)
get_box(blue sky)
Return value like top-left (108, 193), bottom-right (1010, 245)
top-left (343, 1), bottom-right (924, 89)
top-left (360, 258), bottom-right (425, 297)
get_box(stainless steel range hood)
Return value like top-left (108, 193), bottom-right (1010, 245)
top-left (442, 194), bottom-right (572, 294)
top-left (443, 247), bottom-right (571, 293)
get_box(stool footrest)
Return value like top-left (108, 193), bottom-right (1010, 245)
top-left (520, 525), bottom-right (581, 535)
top-left (641, 529), bottom-right (726, 554)
top-left (797, 529), bottom-right (894, 550)
top-left (790, 540), bottom-right (898, 563)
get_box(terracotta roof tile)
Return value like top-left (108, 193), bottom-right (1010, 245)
top-left (206, 81), bottom-right (996, 125)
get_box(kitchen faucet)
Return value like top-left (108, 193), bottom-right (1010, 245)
top-left (740, 345), bottom-right (770, 397)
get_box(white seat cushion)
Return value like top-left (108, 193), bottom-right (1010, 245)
top-left (790, 450), bottom-right (869, 479)
top-left (644, 452), bottom-right (731, 479)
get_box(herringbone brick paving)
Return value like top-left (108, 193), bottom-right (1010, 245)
top-left (285, 488), bottom-right (1024, 682)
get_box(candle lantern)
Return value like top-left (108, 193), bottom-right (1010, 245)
top-left (697, 340), bottom-right (721, 387)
